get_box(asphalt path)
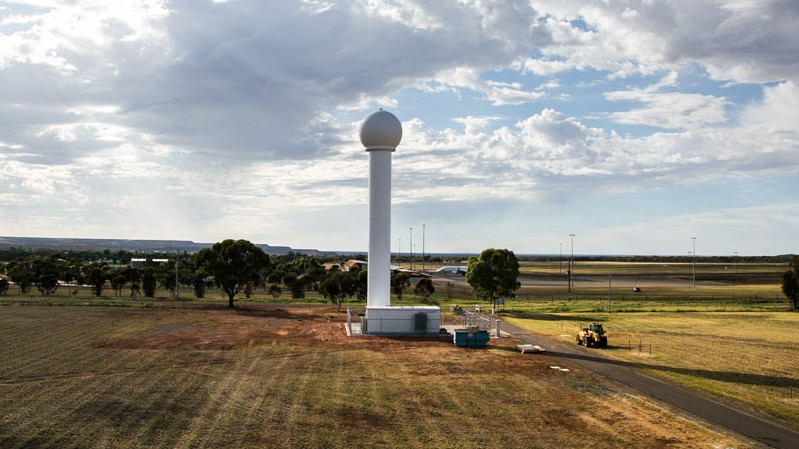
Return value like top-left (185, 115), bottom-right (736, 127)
top-left (500, 321), bottom-right (799, 449)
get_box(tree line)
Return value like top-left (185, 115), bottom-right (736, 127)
top-left (3, 241), bottom-right (796, 311)
top-left (0, 239), bottom-right (437, 309)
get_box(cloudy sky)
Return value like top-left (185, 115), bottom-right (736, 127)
top-left (1, 0), bottom-right (797, 256)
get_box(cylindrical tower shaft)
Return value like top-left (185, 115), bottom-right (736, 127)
top-left (367, 148), bottom-right (392, 307)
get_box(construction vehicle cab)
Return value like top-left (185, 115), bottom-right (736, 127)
top-left (577, 322), bottom-right (608, 348)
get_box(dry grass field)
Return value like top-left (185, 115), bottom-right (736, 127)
top-left (506, 311), bottom-right (799, 428)
top-left (0, 304), bottom-right (757, 449)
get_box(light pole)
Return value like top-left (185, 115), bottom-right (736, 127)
top-left (559, 243), bottom-right (562, 274)
top-left (734, 251), bottom-right (738, 285)
top-left (691, 237), bottom-right (697, 288)
top-left (398, 238), bottom-right (401, 266)
top-left (422, 224), bottom-right (426, 272)
top-left (409, 227), bottom-right (413, 271)
top-left (569, 233), bottom-right (575, 296)
top-left (175, 251), bottom-right (179, 300)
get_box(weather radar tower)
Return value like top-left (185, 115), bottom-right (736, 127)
top-left (360, 109), bottom-right (402, 308)
top-left (358, 109), bottom-right (440, 335)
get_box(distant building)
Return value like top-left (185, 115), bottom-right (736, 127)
top-left (343, 260), bottom-right (368, 271)
top-left (342, 259), bottom-right (430, 280)
top-left (130, 258), bottom-right (170, 268)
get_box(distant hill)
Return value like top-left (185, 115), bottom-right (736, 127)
top-left (0, 236), bottom-right (329, 256)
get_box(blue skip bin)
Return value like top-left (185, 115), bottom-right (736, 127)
top-left (453, 328), bottom-right (489, 348)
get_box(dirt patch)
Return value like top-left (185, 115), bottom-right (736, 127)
top-left (97, 306), bottom-right (468, 352)
top-left (95, 306), bottom-right (542, 388)
top-left (99, 308), bottom-right (315, 350)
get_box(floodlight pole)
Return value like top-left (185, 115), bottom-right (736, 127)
top-left (422, 224), bottom-right (426, 272)
top-left (409, 227), bottom-right (413, 270)
top-left (569, 234), bottom-right (575, 297)
top-left (691, 237), bottom-right (697, 288)
top-left (174, 250), bottom-right (179, 300)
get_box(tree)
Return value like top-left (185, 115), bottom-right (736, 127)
top-left (111, 274), bottom-right (127, 297)
top-left (57, 257), bottom-right (84, 286)
top-left (267, 284), bottom-right (282, 298)
top-left (193, 270), bottom-right (208, 299)
top-left (142, 267), bottom-right (157, 298)
top-left (269, 255), bottom-right (323, 297)
top-left (195, 239), bottom-right (272, 307)
top-left (782, 256), bottom-right (799, 310)
top-left (32, 256), bottom-right (60, 296)
top-left (391, 272), bottom-right (410, 301)
top-left (465, 248), bottom-right (520, 309)
top-left (414, 277), bottom-right (435, 301)
top-left (302, 260), bottom-right (327, 291)
top-left (119, 266), bottom-right (140, 298)
top-left (342, 266), bottom-right (368, 301)
top-left (282, 274), bottom-right (306, 299)
top-left (319, 270), bottom-right (356, 311)
top-left (178, 257), bottom-right (195, 294)
top-left (86, 261), bottom-right (109, 297)
top-left (124, 266), bottom-right (142, 298)
top-left (7, 258), bottom-right (35, 294)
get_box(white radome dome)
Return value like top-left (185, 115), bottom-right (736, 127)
top-left (360, 109), bottom-right (402, 150)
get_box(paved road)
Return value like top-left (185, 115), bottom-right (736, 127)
top-left (516, 273), bottom-right (702, 288)
top-left (500, 321), bottom-right (799, 449)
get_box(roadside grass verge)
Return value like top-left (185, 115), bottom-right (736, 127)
top-left (518, 260), bottom-right (787, 280)
top-left (505, 311), bottom-right (799, 427)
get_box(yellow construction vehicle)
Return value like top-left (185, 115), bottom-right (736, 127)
top-left (576, 323), bottom-right (608, 348)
